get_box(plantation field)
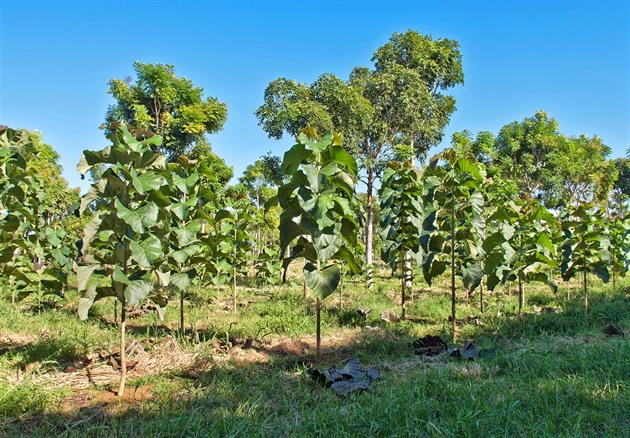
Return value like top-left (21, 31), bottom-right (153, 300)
top-left (1, 272), bottom-right (628, 437)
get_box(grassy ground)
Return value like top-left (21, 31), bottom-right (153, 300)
top-left (0, 271), bottom-right (628, 437)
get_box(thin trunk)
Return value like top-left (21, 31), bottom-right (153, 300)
top-left (180, 288), bottom-right (185, 337)
top-left (518, 271), bottom-right (524, 322)
top-left (114, 299), bottom-right (119, 325)
top-left (316, 297), bottom-right (321, 359)
top-left (401, 253), bottom-right (406, 320)
top-left (118, 306), bottom-right (127, 397)
top-left (480, 279), bottom-right (484, 313)
top-left (451, 192), bottom-right (456, 339)
top-left (233, 268), bottom-right (237, 313)
top-left (366, 169), bottom-right (375, 289)
top-left (233, 225), bottom-right (238, 313)
top-left (303, 259), bottom-right (309, 299)
top-left (404, 250), bottom-right (412, 303)
top-left (339, 265), bottom-right (344, 308)
top-left (583, 265), bottom-right (588, 318)
top-left (316, 260), bottom-right (321, 359)
top-left (118, 236), bottom-right (129, 397)
top-left (567, 279), bottom-right (571, 300)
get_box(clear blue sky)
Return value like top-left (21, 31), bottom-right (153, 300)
top-left (1, 0), bottom-right (628, 193)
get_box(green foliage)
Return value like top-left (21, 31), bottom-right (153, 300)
top-left (560, 204), bottom-right (611, 284)
top-left (483, 199), bottom-right (559, 293)
top-left (379, 161), bottom-right (424, 267)
top-left (255, 245), bottom-right (281, 285)
top-left (211, 199), bottom-right (255, 305)
top-left (610, 157), bottom-right (630, 216)
top-left (256, 30), bottom-right (464, 267)
top-left (421, 149), bottom-right (485, 292)
top-left (76, 123), bottom-right (206, 320)
top-left (186, 141), bottom-right (233, 194)
top-left (420, 148), bottom-right (486, 335)
top-left (277, 129), bottom-right (363, 299)
top-left (239, 152), bottom-right (284, 209)
top-left (107, 62), bottom-right (228, 162)
top-left (494, 110), bottom-right (562, 199)
top-left (545, 134), bottom-right (615, 208)
top-left (379, 160), bottom-right (425, 316)
top-left (0, 127), bottom-right (76, 305)
top-left (607, 215), bottom-right (630, 287)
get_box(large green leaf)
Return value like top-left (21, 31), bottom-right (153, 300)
top-left (124, 278), bottom-right (152, 306)
top-left (304, 263), bottom-right (341, 300)
top-left (171, 269), bottom-right (196, 291)
top-left (76, 264), bottom-right (99, 292)
top-left (461, 263), bottom-right (483, 291)
top-left (281, 143), bottom-right (310, 176)
top-left (130, 235), bottom-right (163, 268)
top-left (115, 200), bottom-right (159, 234)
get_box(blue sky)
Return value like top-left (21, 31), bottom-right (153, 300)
top-left (1, 0), bottom-right (628, 193)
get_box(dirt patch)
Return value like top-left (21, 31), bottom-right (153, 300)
top-left (2, 326), bottom-right (383, 408)
top-left (56, 386), bottom-right (154, 417)
top-left (0, 332), bottom-right (39, 353)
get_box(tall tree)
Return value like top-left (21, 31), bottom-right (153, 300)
top-left (545, 135), bottom-right (616, 208)
top-left (107, 62), bottom-right (228, 163)
top-left (0, 127), bottom-right (77, 305)
top-left (493, 110), bottom-right (562, 200)
top-left (2, 128), bottom-right (78, 223)
top-left (239, 152), bottom-right (284, 209)
top-left (256, 30), bottom-right (463, 270)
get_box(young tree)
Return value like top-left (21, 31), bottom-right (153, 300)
top-left (276, 129), bottom-right (363, 358)
top-left (107, 62), bottom-right (228, 163)
top-left (77, 123), bottom-right (207, 395)
top-left (607, 215), bottom-right (630, 290)
top-left (483, 199), bottom-right (559, 320)
top-left (421, 149), bottom-right (485, 338)
top-left (560, 204), bottom-right (611, 317)
top-left (379, 160), bottom-right (425, 319)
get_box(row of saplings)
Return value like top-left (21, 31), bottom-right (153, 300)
top-left (2, 125), bottom-right (629, 396)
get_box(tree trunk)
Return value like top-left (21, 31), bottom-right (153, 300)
top-left (118, 306), bottom-right (127, 397)
top-left (233, 268), bottom-right (237, 313)
top-left (583, 267), bottom-right (588, 318)
top-left (404, 250), bottom-right (412, 303)
top-left (518, 271), bottom-right (524, 322)
top-left (400, 254), bottom-right (406, 320)
top-left (180, 288), bottom-right (185, 337)
top-left (479, 279), bottom-right (484, 313)
top-left (450, 193), bottom-right (456, 339)
top-left (316, 298), bottom-right (321, 359)
top-left (339, 264), bottom-right (344, 308)
top-left (366, 169), bottom-right (375, 289)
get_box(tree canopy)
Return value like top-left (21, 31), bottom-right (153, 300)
top-left (0, 127), bottom-right (78, 223)
top-left (455, 110), bottom-right (616, 209)
top-left (255, 29), bottom-right (464, 267)
top-left (106, 62), bottom-right (228, 162)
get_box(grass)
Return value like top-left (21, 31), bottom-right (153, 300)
top-left (0, 272), bottom-right (628, 437)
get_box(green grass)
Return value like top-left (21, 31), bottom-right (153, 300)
top-left (0, 274), bottom-right (628, 437)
